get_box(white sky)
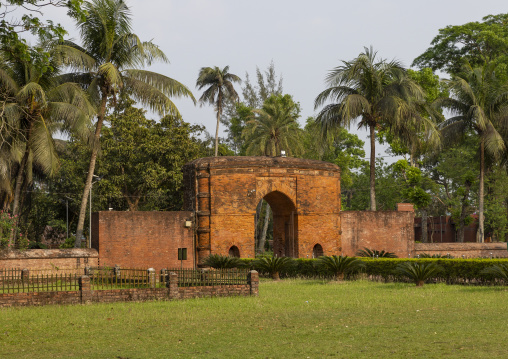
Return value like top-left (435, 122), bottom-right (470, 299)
top-left (27, 0), bottom-right (508, 160)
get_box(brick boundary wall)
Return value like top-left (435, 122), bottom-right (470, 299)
top-left (0, 270), bottom-right (259, 308)
top-left (415, 242), bottom-right (508, 258)
top-left (0, 249), bottom-right (99, 271)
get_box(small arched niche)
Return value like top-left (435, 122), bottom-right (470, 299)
top-left (229, 245), bottom-right (240, 258)
top-left (312, 243), bottom-right (324, 258)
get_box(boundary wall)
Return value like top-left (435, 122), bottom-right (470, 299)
top-left (415, 242), bottom-right (508, 258)
top-left (0, 249), bottom-right (98, 271)
top-left (0, 270), bottom-right (259, 308)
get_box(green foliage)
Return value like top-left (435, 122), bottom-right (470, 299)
top-left (243, 94), bottom-right (303, 157)
top-left (253, 255), bottom-right (294, 280)
top-left (0, 211), bottom-right (16, 249)
top-left (481, 264), bottom-right (508, 281)
top-left (413, 13), bottom-right (508, 76)
top-left (203, 254), bottom-right (243, 269)
top-left (395, 262), bottom-right (443, 286)
top-left (356, 248), bottom-right (398, 258)
top-left (418, 253), bottom-right (453, 259)
top-left (317, 255), bottom-right (365, 280)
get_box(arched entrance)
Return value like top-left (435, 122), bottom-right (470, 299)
top-left (261, 191), bottom-right (298, 257)
top-left (183, 156), bottom-right (341, 265)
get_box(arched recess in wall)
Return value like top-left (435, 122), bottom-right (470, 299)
top-left (312, 243), bottom-right (324, 258)
top-left (259, 190), bottom-right (298, 258)
top-left (229, 245), bottom-right (240, 258)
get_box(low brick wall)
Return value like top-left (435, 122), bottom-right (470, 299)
top-left (0, 249), bottom-right (98, 271)
top-left (0, 270), bottom-right (259, 308)
top-left (415, 242), bottom-right (508, 258)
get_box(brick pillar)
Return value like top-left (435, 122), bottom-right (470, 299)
top-left (79, 275), bottom-right (91, 304)
top-left (114, 265), bottom-right (121, 280)
top-left (167, 272), bottom-right (179, 299)
top-left (148, 268), bottom-right (156, 288)
top-left (21, 268), bottom-right (29, 283)
top-left (248, 270), bottom-right (259, 297)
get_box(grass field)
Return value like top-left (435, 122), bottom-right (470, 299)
top-left (1, 279), bottom-right (507, 358)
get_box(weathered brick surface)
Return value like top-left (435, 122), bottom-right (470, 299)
top-left (341, 210), bottom-right (415, 258)
top-left (93, 211), bottom-right (194, 272)
top-left (0, 249), bottom-right (98, 271)
top-left (415, 242), bottom-right (508, 258)
top-left (184, 157), bottom-right (341, 264)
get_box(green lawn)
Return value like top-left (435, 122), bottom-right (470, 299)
top-left (1, 279), bottom-right (507, 358)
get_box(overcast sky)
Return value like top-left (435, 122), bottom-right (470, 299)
top-left (33, 0), bottom-right (508, 159)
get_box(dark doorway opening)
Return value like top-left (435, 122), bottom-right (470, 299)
top-left (312, 243), bottom-right (324, 258)
top-left (229, 245), bottom-right (240, 258)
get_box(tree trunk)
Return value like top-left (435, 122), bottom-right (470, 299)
top-left (259, 204), bottom-right (271, 253)
top-left (457, 180), bottom-right (472, 243)
top-left (214, 92), bottom-right (222, 157)
top-left (74, 95), bottom-right (108, 248)
top-left (421, 209), bottom-right (428, 243)
top-left (476, 139), bottom-right (485, 243)
top-left (10, 122), bottom-right (33, 248)
top-left (369, 124), bottom-right (376, 211)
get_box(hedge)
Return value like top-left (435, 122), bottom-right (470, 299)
top-left (240, 257), bottom-right (508, 284)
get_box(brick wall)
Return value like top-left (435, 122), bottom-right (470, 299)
top-left (93, 211), bottom-right (194, 272)
top-left (415, 242), bottom-right (508, 258)
top-left (0, 270), bottom-right (259, 307)
top-left (184, 156), bottom-right (341, 264)
top-left (341, 210), bottom-right (415, 258)
top-left (0, 249), bottom-right (98, 271)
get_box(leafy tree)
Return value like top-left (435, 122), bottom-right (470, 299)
top-left (61, 0), bottom-right (195, 247)
top-left (243, 94), bottom-right (303, 157)
top-left (97, 96), bottom-right (207, 211)
top-left (0, 0), bottom-right (86, 71)
top-left (222, 62), bottom-right (283, 154)
top-left (0, 41), bottom-right (93, 247)
top-left (196, 65), bottom-right (241, 157)
top-left (315, 47), bottom-right (434, 210)
top-left (412, 14), bottom-right (508, 76)
top-left (435, 63), bottom-right (507, 242)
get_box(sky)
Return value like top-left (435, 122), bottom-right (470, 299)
top-left (26, 0), bottom-right (508, 160)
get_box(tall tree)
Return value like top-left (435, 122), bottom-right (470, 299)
top-left (196, 66), bottom-right (241, 157)
top-left (0, 41), bottom-right (93, 247)
top-left (315, 47), bottom-right (433, 210)
top-left (412, 14), bottom-right (508, 76)
top-left (435, 63), bottom-right (507, 242)
top-left (62, 0), bottom-right (195, 247)
top-left (243, 94), bottom-right (303, 157)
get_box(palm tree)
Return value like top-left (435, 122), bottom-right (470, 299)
top-left (317, 255), bottom-right (365, 281)
top-left (0, 43), bottom-right (93, 247)
top-left (435, 63), bottom-right (507, 242)
top-left (196, 66), bottom-right (241, 157)
top-left (60, 0), bottom-right (196, 247)
top-left (243, 94), bottom-right (303, 157)
top-left (395, 261), bottom-right (443, 287)
top-left (314, 47), bottom-right (435, 210)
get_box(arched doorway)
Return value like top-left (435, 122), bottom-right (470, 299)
top-left (257, 191), bottom-right (298, 258)
top-left (228, 245), bottom-right (240, 257)
top-left (312, 243), bottom-right (324, 258)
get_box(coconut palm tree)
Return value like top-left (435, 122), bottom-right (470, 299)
top-left (314, 47), bottom-right (436, 210)
top-left (435, 63), bottom-right (507, 243)
top-left (243, 94), bottom-right (303, 157)
top-left (59, 0), bottom-right (196, 247)
top-left (196, 66), bottom-right (241, 157)
top-left (0, 43), bottom-right (94, 247)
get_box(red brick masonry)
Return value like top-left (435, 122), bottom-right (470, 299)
top-left (0, 270), bottom-right (259, 308)
top-left (0, 249), bottom-right (98, 271)
top-left (415, 242), bottom-right (508, 258)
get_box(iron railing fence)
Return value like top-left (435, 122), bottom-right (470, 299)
top-left (164, 268), bottom-right (250, 287)
top-left (88, 267), bottom-right (163, 289)
top-left (0, 272), bottom-right (80, 293)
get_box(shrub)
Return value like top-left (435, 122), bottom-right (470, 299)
top-left (253, 255), bottom-right (293, 280)
top-left (395, 262), bottom-right (443, 286)
top-left (317, 255), bottom-right (365, 281)
top-left (418, 253), bottom-right (453, 258)
top-left (203, 254), bottom-right (243, 269)
top-left (356, 248), bottom-right (397, 258)
top-left (481, 264), bottom-right (508, 282)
